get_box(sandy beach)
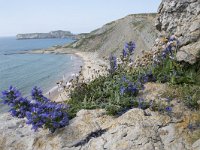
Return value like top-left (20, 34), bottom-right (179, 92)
top-left (19, 47), bottom-right (108, 103)
top-left (45, 51), bottom-right (108, 103)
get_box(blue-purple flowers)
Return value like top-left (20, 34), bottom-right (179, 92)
top-left (109, 54), bottom-right (117, 74)
top-left (1, 86), bottom-right (31, 118)
top-left (165, 106), bottom-right (172, 112)
top-left (122, 49), bottom-right (127, 58)
top-left (31, 86), bottom-right (50, 103)
top-left (26, 101), bottom-right (69, 132)
top-left (1, 86), bottom-right (69, 133)
top-left (125, 41), bottom-right (136, 54)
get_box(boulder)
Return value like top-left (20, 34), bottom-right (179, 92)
top-left (155, 0), bottom-right (200, 64)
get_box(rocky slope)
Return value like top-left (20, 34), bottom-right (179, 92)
top-left (155, 0), bottom-right (200, 64)
top-left (1, 0), bottom-right (200, 150)
top-left (65, 13), bottom-right (158, 58)
top-left (0, 83), bottom-right (200, 150)
top-left (16, 30), bottom-right (77, 40)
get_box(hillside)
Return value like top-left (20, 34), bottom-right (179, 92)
top-left (65, 13), bottom-right (158, 57)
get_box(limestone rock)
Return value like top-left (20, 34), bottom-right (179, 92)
top-left (0, 106), bottom-right (200, 150)
top-left (193, 139), bottom-right (200, 150)
top-left (156, 0), bottom-right (200, 64)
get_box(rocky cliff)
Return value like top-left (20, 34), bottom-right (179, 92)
top-left (16, 30), bottom-right (76, 40)
top-left (65, 13), bottom-right (158, 58)
top-left (155, 0), bottom-right (200, 64)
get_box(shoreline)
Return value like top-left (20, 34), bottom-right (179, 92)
top-left (44, 53), bottom-right (83, 102)
top-left (12, 46), bottom-right (108, 103)
top-left (45, 51), bottom-right (108, 103)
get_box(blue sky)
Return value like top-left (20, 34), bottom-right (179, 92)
top-left (0, 0), bottom-right (161, 36)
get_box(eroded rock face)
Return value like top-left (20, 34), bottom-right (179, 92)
top-left (0, 106), bottom-right (200, 150)
top-left (156, 0), bottom-right (200, 64)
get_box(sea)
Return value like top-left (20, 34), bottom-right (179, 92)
top-left (0, 37), bottom-right (82, 113)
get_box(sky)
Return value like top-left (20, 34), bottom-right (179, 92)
top-left (0, 0), bottom-right (161, 36)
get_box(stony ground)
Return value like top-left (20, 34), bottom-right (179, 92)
top-left (0, 83), bottom-right (200, 150)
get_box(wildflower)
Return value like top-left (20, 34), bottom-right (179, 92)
top-left (26, 101), bottom-right (69, 133)
top-left (1, 86), bottom-right (69, 133)
top-left (122, 49), bottom-right (127, 58)
top-left (165, 106), bottom-right (172, 112)
top-left (1, 86), bottom-right (21, 106)
top-left (120, 86), bottom-right (126, 95)
top-left (121, 76), bottom-right (128, 82)
top-left (125, 41), bottom-right (136, 54)
top-left (169, 35), bottom-right (176, 41)
top-left (1, 86), bottom-right (32, 118)
top-left (188, 124), bottom-right (194, 131)
top-left (127, 83), bottom-right (138, 95)
top-left (109, 54), bottom-right (117, 74)
top-left (31, 86), bottom-right (49, 103)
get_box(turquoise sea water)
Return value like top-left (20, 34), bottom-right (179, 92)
top-left (0, 37), bottom-right (82, 113)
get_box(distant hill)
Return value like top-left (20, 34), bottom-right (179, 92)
top-left (16, 30), bottom-right (77, 40)
top-left (64, 13), bottom-right (158, 58)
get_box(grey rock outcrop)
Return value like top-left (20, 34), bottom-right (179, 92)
top-left (0, 108), bottom-right (199, 150)
top-left (155, 0), bottom-right (200, 64)
top-left (16, 30), bottom-right (76, 40)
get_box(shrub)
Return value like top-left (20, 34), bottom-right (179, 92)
top-left (68, 36), bottom-right (200, 117)
top-left (68, 41), bottom-right (154, 117)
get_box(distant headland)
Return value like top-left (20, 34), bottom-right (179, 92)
top-left (16, 30), bottom-right (78, 40)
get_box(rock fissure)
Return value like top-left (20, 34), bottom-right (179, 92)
top-left (72, 129), bottom-right (107, 147)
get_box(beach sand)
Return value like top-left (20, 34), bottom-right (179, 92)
top-left (47, 51), bottom-right (108, 103)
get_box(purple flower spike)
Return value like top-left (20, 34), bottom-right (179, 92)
top-left (165, 106), bottom-right (172, 112)
top-left (109, 54), bottom-right (117, 74)
top-left (125, 41), bottom-right (136, 54)
top-left (122, 49), bottom-right (127, 58)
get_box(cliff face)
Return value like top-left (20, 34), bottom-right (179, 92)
top-left (155, 0), bottom-right (200, 64)
top-left (67, 13), bottom-right (158, 58)
top-left (16, 30), bottom-right (76, 40)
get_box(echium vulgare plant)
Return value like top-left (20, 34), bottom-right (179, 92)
top-left (109, 54), bottom-right (117, 74)
top-left (1, 86), bottom-right (69, 133)
top-left (121, 41), bottom-right (136, 61)
top-left (1, 86), bottom-right (31, 118)
top-left (31, 86), bottom-right (50, 103)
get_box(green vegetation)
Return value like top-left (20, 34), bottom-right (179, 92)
top-left (162, 84), bottom-right (200, 109)
top-left (153, 55), bottom-right (200, 109)
top-left (66, 37), bottom-right (200, 118)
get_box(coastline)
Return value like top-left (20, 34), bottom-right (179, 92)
top-left (39, 49), bottom-right (108, 103)
top-left (12, 46), bottom-right (108, 103)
